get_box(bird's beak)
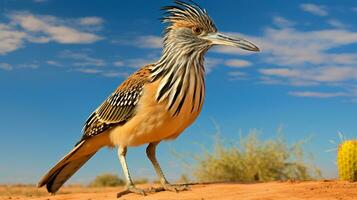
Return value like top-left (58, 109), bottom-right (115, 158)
top-left (203, 32), bottom-right (260, 52)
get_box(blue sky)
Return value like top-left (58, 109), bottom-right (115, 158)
top-left (1, 0), bottom-right (357, 184)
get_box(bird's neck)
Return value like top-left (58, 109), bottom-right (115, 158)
top-left (150, 44), bottom-right (207, 116)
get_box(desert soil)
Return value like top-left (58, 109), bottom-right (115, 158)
top-left (1, 180), bottom-right (357, 200)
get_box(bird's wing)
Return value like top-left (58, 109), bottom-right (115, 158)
top-left (80, 65), bottom-right (152, 142)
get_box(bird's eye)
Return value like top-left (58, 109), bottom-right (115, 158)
top-left (192, 26), bottom-right (203, 35)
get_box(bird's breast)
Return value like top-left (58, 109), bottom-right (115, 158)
top-left (108, 74), bottom-right (205, 147)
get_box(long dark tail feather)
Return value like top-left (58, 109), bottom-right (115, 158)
top-left (38, 138), bottom-right (104, 193)
top-left (46, 152), bottom-right (96, 193)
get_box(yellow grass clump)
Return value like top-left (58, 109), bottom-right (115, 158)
top-left (191, 129), bottom-right (321, 182)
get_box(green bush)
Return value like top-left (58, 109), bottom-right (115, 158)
top-left (192, 129), bottom-right (321, 182)
top-left (89, 173), bottom-right (125, 187)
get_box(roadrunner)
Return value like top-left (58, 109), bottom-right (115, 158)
top-left (38, 0), bottom-right (259, 197)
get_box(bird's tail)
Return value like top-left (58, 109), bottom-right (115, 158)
top-left (38, 134), bottom-right (110, 193)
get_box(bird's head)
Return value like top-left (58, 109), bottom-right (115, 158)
top-left (162, 0), bottom-right (260, 53)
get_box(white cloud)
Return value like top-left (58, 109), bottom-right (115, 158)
top-left (260, 67), bottom-right (357, 83)
top-left (26, 35), bottom-right (50, 43)
top-left (300, 4), bottom-right (328, 16)
top-left (9, 12), bottom-right (102, 44)
top-left (260, 68), bottom-right (301, 78)
top-left (220, 17), bottom-right (357, 101)
top-left (0, 63), bottom-right (13, 71)
top-left (313, 67), bottom-right (357, 82)
top-left (0, 12), bottom-right (103, 55)
top-left (75, 68), bottom-right (129, 78)
top-left (136, 35), bottom-right (162, 48)
top-left (0, 24), bottom-right (26, 55)
top-left (289, 91), bottom-right (348, 98)
top-left (60, 50), bottom-right (105, 67)
top-left (114, 35), bottom-right (162, 49)
top-left (78, 17), bottom-right (103, 26)
top-left (73, 60), bottom-right (105, 67)
top-left (205, 57), bottom-right (223, 73)
top-left (224, 59), bottom-right (251, 68)
top-left (18, 63), bottom-right (39, 69)
top-left (126, 58), bottom-right (156, 68)
top-left (227, 71), bottom-right (248, 80)
top-left (218, 28), bottom-right (357, 68)
top-left (273, 16), bottom-right (295, 28)
top-left (46, 60), bottom-right (63, 67)
top-left (113, 61), bottom-right (125, 67)
top-left (102, 71), bottom-right (129, 78)
top-left (76, 68), bottom-right (102, 74)
top-left (327, 19), bottom-right (348, 29)
top-left (259, 76), bottom-right (284, 85)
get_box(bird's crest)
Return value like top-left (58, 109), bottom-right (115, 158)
top-left (161, 0), bottom-right (217, 33)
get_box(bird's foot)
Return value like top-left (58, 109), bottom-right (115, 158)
top-left (146, 183), bottom-right (190, 193)
top-left (117, 185), bottom-right (147, 198)
top-left (116, 183), bottom-right (190, 198)
top-left (163, 183), bottom-right (190, 192)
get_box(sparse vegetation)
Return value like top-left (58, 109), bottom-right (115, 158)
top-left (89, 173), bottom-right (125, 187)
top-left (0, 185), bottom-right (121, 198)
top-left (190, 129), bottom-right (321, 183)
top-left (133, 178), bottom-right (149, 184)
top-left (0, 184), bottom-right (48, 197)
top-left (178, 174), bottom-right (190, 184)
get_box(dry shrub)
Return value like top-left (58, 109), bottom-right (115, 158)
top-left (89, 173), bottom-right (125, 187)
top-left (134, 178), bottom-right (149, 184)
top-left (193, 129), bottom-right (321, 182)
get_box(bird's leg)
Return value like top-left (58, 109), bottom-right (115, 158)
top-left (117, 146), bottom-right (147, 198)
top-left (146, 142), bottom-right (189, 192)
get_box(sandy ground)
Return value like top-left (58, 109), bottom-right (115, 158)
top-left (1, 181), bottom-right (357, 200)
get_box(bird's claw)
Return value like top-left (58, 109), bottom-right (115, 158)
top-left (116, 184), bottom-right (190, 198)
top-left (117, 185), bottom-right (147, 198)
top-left (162, 183), bottom-right (190, 193)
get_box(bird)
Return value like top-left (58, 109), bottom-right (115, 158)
top-left (38, 0), bottom-right (259, 198)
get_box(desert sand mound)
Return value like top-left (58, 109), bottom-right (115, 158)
top-left (1, 180), bottom-right (357, 200)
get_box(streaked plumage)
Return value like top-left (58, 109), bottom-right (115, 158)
top-left (38, 0), bottom-right (259, 197)
top-left (81, 67), bottom-right (150, 141)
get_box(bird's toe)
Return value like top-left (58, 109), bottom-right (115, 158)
top-left (117, 185), bottom-right (147, 198)
top-left (163, 183), bottom-right (190, 193)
